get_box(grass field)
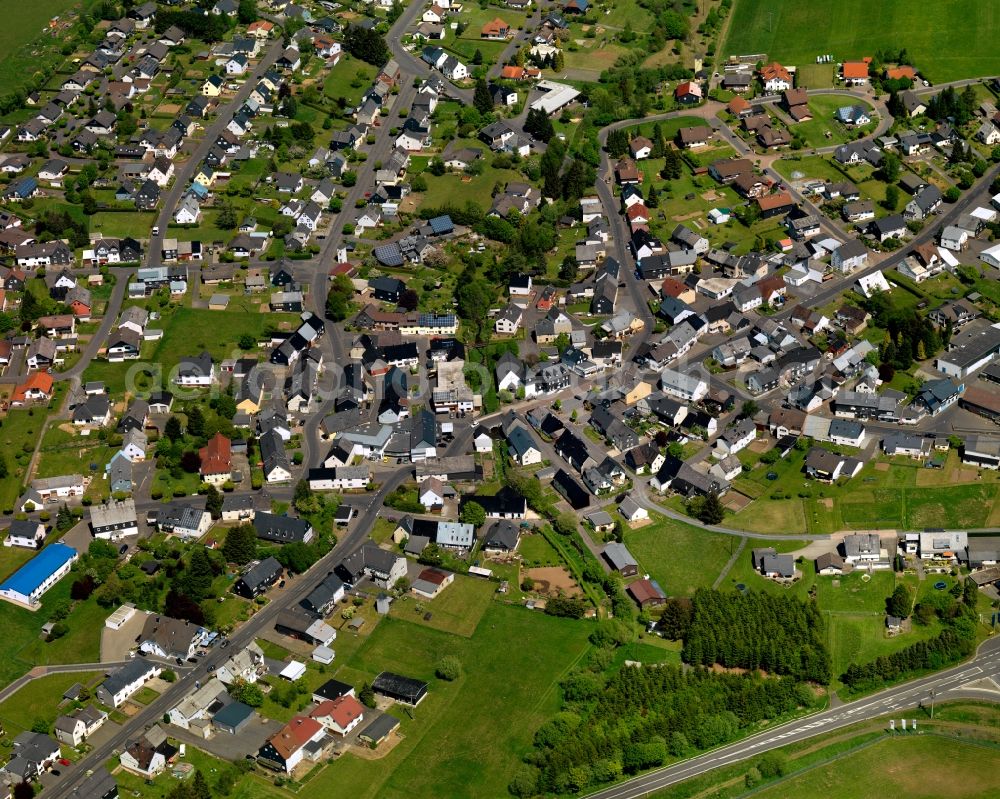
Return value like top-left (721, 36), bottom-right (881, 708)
top-left (623, 514), bottom-right (738, 596)
top-left (150, 307), bottom-right (301, 373)
top-left (518, 532), bottom-right (562, 566)
top-left (751, 735), bottom-right (1000, 798)
top-left (0, 408), bottom-right (51, 511)
top-left (731, 446), bottom-right (1000, 535)
top-left (0, 0), bottom-right (81, 94)
top-left (315, 604), bottom-right (591, 798)
top-left (0, 578), bottom-right (105, 691)
top-left (0, 671), bottom-right (101, 738)
top-left (388, 575), bottom-right (495, 637)
top-left (792, 94), bottom-right (877, 148)
top-left (723, 0), bottom-right (1000, 83)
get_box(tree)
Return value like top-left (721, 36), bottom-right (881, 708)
top-left (181, 546), bottom-right (216, 601)
top-left (293, 478), bottom-right (320, 514)
top-left (460, 501), bottom-right (486, 527)
top-left (56, 503), bottom-right (75, 532)
top-left (883, 183), bottom-right (900, 210)
top-left (606, 128), bottom-right (629, 158)
top-left (887, 584), bottom-right (912, 618)
top-left (191, 771), bottom-right (212, 799)
top-left (473, 79), bottom-right (493, 115)
top-left (359, 682), bottom-right (376, 707)
top-left (205, 485), bottom-right (223, 519)
top-left (646, 185), bottom-right (659, 208)
top-left (237, 0), bottom-right (257, 24)
top-left (398, 288), bottom-right (419, 311)
top-left (274, 541), bottom-right (315, 574)
top-left (13, 783), bottom-right (33, 799)
top-left (740, 400), bottom-right (759, 419)
top-left (326, 273), bottom-right (354, 322)
top-left (222, 524), bottom-right (257, 565)
top-left (880, 151), bottom-right (901, 183)
top-left (216, 201), bottom-right (238, 230)
top-left (698, 491), bottom-right (725, 525)
top-left (342, 25), bottom-right (391, 66)
top-left (436, 655), bottom-right (462, 681)
top-left (524, 108), bottom-right (555, 142)
top-left (186, 405), bottom-right (206, 439)
top-left (228, 677), bottom-right (264, 707)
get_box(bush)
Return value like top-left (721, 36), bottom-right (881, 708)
top-left (161, 669), bottom-right (177, 683)
top-left (435, 655), bottom-right (462, 681)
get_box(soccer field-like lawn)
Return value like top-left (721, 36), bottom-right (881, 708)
top-left (750, 735), bottom-right (1000, 799)
top-left (724, 0), bottom-right (1000, 83)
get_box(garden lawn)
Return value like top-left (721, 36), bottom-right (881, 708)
top-left (90, 211), bottom-right (157, 239)
top-left (0, 0), bottom-right (82, 96)
top-left (0, 671), bottom-right (102, 738)
top-left (17, 595), bottom-right (106, 667)
top-left (323, 54), bottom-right (378, 106)
top-left (720, 540), bottom-right (814, 600)
top-left (312, 604), bottom-right (591, 799)
top-left (814, 570), bottom-right (894, 614)
top-left (792, 94), bottom-right (877, 148)
top-left (387, 574), bottom-right (495, 637)
top-left (0, 580), bottom-right (104, 692)
top-left (0, 408), bottom-right (51, 511)
top-left (416, 159), bottom-right (524, 212)
top-left (732, 449), bottom-right (1000, 535)
top-left (723, 0), bottom-right (1000, 83)
top-left (750, 735), bottom-right (1000, 799)
top-left (623, 514), bottom-right (737, 596)
top-left (150, 307), bottom-right (301, 372)
top-left (518, 532), bottom-right (562, 567)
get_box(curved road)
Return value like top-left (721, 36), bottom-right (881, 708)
top-left (583, 635), bottom-right (1000, 799)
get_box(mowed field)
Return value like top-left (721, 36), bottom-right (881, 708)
top-left (751, 735), bottom-right (1000, 799)
top-left (0, 0), bottom-right (79, 88)
top-left (317, 604), bottom-right (591, 799)
top-left (724, 0), bottom-right (1000, 83)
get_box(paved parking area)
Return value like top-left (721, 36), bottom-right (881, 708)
top-left (170, 715), bottom-right (282, 761)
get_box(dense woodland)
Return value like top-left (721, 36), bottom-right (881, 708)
top-left (513, 660), bottom-right (815, 796)
top-left (680, 590), bottom-right (832, 684)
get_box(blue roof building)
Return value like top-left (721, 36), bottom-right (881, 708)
top-left (427, 215), bottom-right (454, 236)
top-left (0, 542), bottom-right (78, 607)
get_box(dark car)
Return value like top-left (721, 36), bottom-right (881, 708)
top-left (175, 657), bottom-right (183, 665)
top-left (119, 544), bottom-right (128, 555)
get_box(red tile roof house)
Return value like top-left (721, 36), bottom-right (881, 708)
top-left (841, 59), bottom-right (871, 85)
top-left (198, 432), bottom-right (232, 485)
top-left (481, 18), bottom-right (512, 39)
top-left (627, 577), bottom-right (666, 608)
top-left (257, 716), bottom-right (325, 774)
top-left (12, 372), bottom-right (53, 406)
top-left (674, 81), bottom-right (702, 104)
top-left (309, 695), bottom-right (365, 736)
top-left (625, 203), bottom-right (650, 226)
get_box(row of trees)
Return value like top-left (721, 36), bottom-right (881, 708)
top-left (680, 589), bottom-right (832, 684)
top-left (841, 578), bottom-right (979, 690)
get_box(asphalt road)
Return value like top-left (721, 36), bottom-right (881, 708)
top-left (582, 635), bottom-right (1000, 799)
top-left (147, 39), bottom-right (286, 270)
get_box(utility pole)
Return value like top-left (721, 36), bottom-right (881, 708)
top-left (929, 688), bottom-right (936, 719)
